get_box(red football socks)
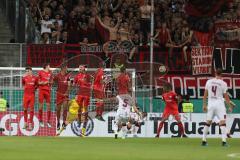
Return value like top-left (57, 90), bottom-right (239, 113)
top-left (24, 110), bottom-right (28, 123)
top-left (30, 110), bottom-right (34, 123)
top-left (157, 121), bottom-right (164, 136)
top-left (38, 109), bottom-right (43, 122)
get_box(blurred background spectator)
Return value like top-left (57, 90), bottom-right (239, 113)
top-left (26, 0), bottom-right (239, 55)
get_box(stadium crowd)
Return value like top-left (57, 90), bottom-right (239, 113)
top-left (27, 0), bottom-right (240, 44)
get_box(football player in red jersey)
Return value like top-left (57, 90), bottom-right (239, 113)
top-left (53, 65), bottom-right (71, 130)
top-left (93, 67), bottom-right (105, 121)
top-left (74, 65), bottom-right (91, 136)
top-left (116, 66), bottom-right (131, 95)
top-left (155, 83), bottom-right (186, 138)
top-left (22, 67), bottom-right (38, 130)
top-left (38, 63), bottom-right (53, 128)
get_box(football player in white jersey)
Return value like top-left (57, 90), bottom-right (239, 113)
top-left (129, 108), bottom-right (147, 137)
top-left (202, 68), bottom-right (234, 146)
top-left (114, 94), bottom-right (140, 139)
top-left (101, 94), bottom-right (140, 139)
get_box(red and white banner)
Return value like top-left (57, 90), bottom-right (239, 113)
top-left (191, 46), bottom-right (214, 75)
top-left (0, 112), bottom-right (56, 136)
top-left (155, 75), bottom-right (240, 99)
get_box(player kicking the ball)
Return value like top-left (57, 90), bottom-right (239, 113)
top-left (113, 66), bottom-right (140, 139)
top-left (202, 68), bottom-right (234, 147)
top-left (22, 67), bottom-right (38, 130)
top-left (129, 108), bottom-right (147, 137)
top-left (155, 83), bottom-right (186, 138)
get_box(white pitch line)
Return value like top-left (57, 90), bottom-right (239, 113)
top-left (227, 153), bottom-right (240, 159)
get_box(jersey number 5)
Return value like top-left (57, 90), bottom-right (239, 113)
top-left (123, 99), bottom-right (128, 107)
top-left (212, 86), bottom-right (217, 96)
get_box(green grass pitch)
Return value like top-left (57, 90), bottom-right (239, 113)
top-left (0, 137), bottom-right (239, 160)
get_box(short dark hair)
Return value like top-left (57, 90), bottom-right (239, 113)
top-left (215, 68), bottom-right (223, 76)
top-left (25, 66), bottom-right (32, 70)
top-left (43, 63), bottom-right (50, 69)
top-left (60, 64), bottom-right (67, 70)
top-left (163, 82), bottom-right (172, 92)
top-left (185, 94), bottom-right (190, 101)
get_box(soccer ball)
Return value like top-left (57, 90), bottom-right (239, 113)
top-left (159, 65), bottom-right (167, 73)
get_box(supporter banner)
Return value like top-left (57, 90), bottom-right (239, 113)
top-left (0, 112), bottom-right (56, 136)
top-left (155, 75), bottom-right (240, 99)
top-left (185, 0), bottom-right (226, 17)
top-left (58, 112), bottom-right (240, 138)
top-left (191, 46), bottom-right (214, 75)
top-left (214, 48), bottom-right (240, 75)
top-left (27, 44), bottom-right (64, 67)
top-left (214, 22), bottom-right (240, 48)
top-left (26, 44), bottom-right (240, 75)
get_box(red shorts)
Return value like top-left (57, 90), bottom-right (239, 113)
top-left (39, 89), bottom-right (51, 104)
top-left (56, 93), bottom-right (68, 105)
top-left (23, 94), bottom-right (35, 109)
top-left (76, 95), bottom-right (90, 107)
top-left (94, 88), bottom-right (104, 99)
top-left (162, 108), bottom-right (181, 121)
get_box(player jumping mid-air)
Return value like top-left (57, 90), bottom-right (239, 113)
top-left (38, 63), bottom-right (53, 127)
top-left (22, 67), bottom-right (38, 130)
top-left (111, 66), bottom-right (140, 139)
top-left (53, 65), bottom-right (71, 131)
top-left (93, 67), bottom-right (105, 121)
top-left (74, 65), bottom-right (91, 137)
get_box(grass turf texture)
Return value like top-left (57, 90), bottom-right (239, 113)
top-left (0, 137), bottom-right (239, 160)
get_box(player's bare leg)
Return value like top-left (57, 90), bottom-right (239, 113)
top-left (156, 117), bottom-right (168, 138)
top-left (46, 103), bottom-right (52, 128)
top-left (56, 104), bottom-right (62, 130)
top-left (38, 103), bottom-right (44, 127)
top-left (202, 120), bottom-right (212, 146)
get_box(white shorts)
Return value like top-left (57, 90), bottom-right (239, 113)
top-left (130, 113), bottom-right (140, 122)
top-left (115, 109), bottom-right (130, 124)
top-left (206, 104), bottom-right (226, 121)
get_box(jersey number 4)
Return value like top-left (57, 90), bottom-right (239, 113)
top-left (212, 86), bottom-right (217, 96)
